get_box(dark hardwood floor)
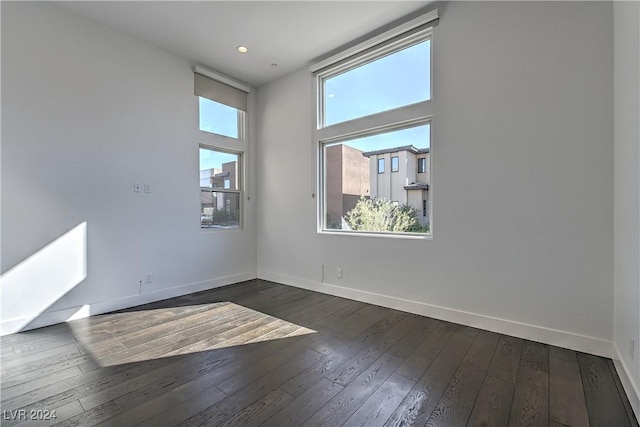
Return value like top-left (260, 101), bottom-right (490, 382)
top-left (1, 279), bottom-right (638, 426)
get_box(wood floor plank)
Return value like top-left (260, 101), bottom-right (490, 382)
top-left (578, 352), bottom-right (633, 426)
top-left (278, 310), bottom-right (411, 398)
top-left (549, 355), bottom-right (590, 426)
top-left (467, 375), bottom-right (515, 427)
top-left (302, 350), bottom-right (405, 426)
top-left (1, 323), bottom-right (73, 347)
top-left (608, 359), bottom-right (640, 427)
top-left (122, 370), bottom-right (228, 427)
top-left (263, 379), bottom-right (345, 427)
top-left (175, 346), bottom-right (324, 426)
top-left (343, 372), bottom-right (415, 427)
top-left (112, 337), bottom-right (301, 413)
top-left (395, 321), bottom-right (458, 381)
top-left (486, 335), bottom-right (524, 384)
top-left (425, 330), bottom-right (500, 427)
top-left (7, 333), bottom-right (78, 360)
top-left (1, 366), bottom-right (83, 401)
top-left (520, 340), bottom-right (549, 373)
top-left (329, 313), bottom-right (415, 387)
top-left (215, 342), bottom-right (324, 396)
top-left (383, 327), bottom-right (478, 427)
top-left (508, 366), bottom-right (549, 427)
top-left (218, 388), bottom-right (294, 427)
top-left (549, 345), bottom-right (578, 363)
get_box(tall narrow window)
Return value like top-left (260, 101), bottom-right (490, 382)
top-left (418, 157), bottom-right (427, 174)
top-left (391, 156), bottom-right (399, 172)
top-left (314, 12), bottom-right (436, 236)
top-left (194, 69), bottom-right (250, 230)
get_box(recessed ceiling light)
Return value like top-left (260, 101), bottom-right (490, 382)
top-left (271, 63), bottom-right (278, 68)
top-left (236, 45), bottom-right (248, 53)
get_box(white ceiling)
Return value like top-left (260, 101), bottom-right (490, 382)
top-left (56, 1), bottom-right (432, 88)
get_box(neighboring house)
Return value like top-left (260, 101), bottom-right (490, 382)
top-left (325, 144), bottom-right (370, 228)
top-left (325, 144), bottom-right (430, 227)
top-left (362, 145), bottom-right (430, 226)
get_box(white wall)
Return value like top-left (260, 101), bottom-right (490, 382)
top-left (257, 1), bottom-right (614, 356)
top-left (613, 0), bottom-right (640, 416)
top-left (1, 2), bottom-right (257, 333)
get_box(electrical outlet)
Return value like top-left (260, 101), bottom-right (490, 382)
top-left (145, 274), bottom-right (153, 284)
top-left (630, 339), bottom-right (635, 360)
top-left (337, 268), bottom-right (342, 278)
top-left (134, 182), bottom-right (142, 193)
top-left (144, 184), bottom-right (152, 193)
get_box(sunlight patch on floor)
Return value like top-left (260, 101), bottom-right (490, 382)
top-left (67, 302), bottom-right (316, 366)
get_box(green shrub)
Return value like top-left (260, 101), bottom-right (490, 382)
top-left (344, 196), bottom-right (428, 233)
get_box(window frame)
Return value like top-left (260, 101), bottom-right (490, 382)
top-left (313, 24), bottom-right (435, 238)
top-left (391, 156), bottom-right (399, 173)
top-left (418, 157), bottom-right (427, 174)
top-left (378, 158), bottom-right (385, 174)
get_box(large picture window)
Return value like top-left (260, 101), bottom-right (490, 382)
top-left (314, 14), bottom-right (436, 236)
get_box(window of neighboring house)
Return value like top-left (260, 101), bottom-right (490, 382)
top-left (199, 147), bottom-right (241, 229)
top-left (195, 70), bottom-right (250, 230)
top-left (314, 12), bottom-right (436, 236)
top-left (378, 158), bottom-right (385, 174)
top-left (418, 157), bottom-right (427, 174)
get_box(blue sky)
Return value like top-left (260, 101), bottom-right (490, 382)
top-left (199, 97), bottom-right (238, 138)
top-left (325, 39), bottom-right (431, 152)
top-left (325, 39), bottom-right (430, 127)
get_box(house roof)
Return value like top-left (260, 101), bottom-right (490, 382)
top-left (362, 145), bottom-right (430, 157)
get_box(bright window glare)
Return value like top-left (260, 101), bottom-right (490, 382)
top-left (324, 39), bottom-right (431, 126)
top-left (199, 97), bottom-right (239, 138)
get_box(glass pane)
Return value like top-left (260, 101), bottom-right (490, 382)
top-left (324, 39), bottom-right (430, 126)
top-left (391, 156), bottom-right (399, 172)
top-left (199, 148), bottom-right (239, 191)
top-left (200, 191), bottom-right (240, 229)
top-left (323, 123), bottom-right (430, 233)
top-left (199, 97), bottom-right (239, 138)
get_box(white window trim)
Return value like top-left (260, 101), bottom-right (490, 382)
top-left (312, 19), bottom-right (435, 239)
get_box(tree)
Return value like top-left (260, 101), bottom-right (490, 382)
top-left (344, 196), bottom-right (428, 233)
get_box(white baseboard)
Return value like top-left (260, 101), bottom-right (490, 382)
top-left (258, 270), bottom-right (613, 358)
top-left (0, 272), bottom-right (257, 336)
top-left (613, 343), bottom-right (640, 421)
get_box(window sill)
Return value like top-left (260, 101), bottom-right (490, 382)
top-left (318, 229), bottom-right (432, 240)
